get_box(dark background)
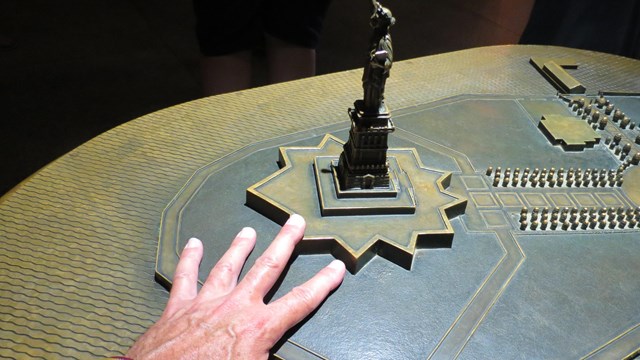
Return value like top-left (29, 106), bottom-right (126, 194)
top-left (1, 0), bottom-right (636, 196)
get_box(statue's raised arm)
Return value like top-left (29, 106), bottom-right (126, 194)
top-left (362, 1), bottom-right (395, 113)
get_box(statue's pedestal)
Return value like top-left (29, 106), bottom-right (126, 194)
top-left (314, 156), bottom-right (415, 216)
top-left (337, 100), bottom-right (396, 190)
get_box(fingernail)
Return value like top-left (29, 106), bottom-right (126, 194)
top-left (237, 227), bottom-right (254, 237)
top-left (185, 237), bottom-right (201, 249)
top-left (328, 260), bottom-right (345, 271)
top-left (287, 213), bottom-right (305, 226)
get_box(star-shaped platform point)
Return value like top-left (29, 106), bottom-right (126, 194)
top-left (246, 135), bottom-right (467, 273)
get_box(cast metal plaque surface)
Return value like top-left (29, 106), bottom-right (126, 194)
top-left (1, 46), bottom-right (640, 359)
top-left (159, 93), bottom-right (640, 359)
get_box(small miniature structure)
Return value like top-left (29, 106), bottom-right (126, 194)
top-left (538, 114), bottom-right (601, 151)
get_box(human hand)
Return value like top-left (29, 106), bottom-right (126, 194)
top-left (126, 214), bottom-right (346, 359)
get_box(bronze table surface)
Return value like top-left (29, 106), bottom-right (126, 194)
top-left (1, 45), bottom-right (639, 359)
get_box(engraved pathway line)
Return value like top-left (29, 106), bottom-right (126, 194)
top-left (394, 125), bottom-right (526, 359)
top-left (428, 229), bottom-right (525, 359)
top-left (394, 128), bottom-right (473, 174)
top-left (582, 323), bottom-right (640, 360)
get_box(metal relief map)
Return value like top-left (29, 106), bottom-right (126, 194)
top-left (158, 2), bottom-right (640, 359)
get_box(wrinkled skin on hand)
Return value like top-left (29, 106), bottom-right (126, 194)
top-left (127, 214), bottom-right (346, 359)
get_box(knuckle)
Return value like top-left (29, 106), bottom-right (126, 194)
top-left (255, 254), bottom-right (281, 270)
top-left (206, 276), bottom-right (230, 292)
top-left (250, 314), bottom-right (270, 333)
top-left (214, 260), bottom-right (234, 275)
top-left (289, 285), bottom-right (317, 311)
top-left (173, 270), bottom-right (196, 282)
top-left (250, 314), bottom-right (278, 341)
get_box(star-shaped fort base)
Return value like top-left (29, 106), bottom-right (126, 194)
top-left (246, 134), bottom-right (467, 273)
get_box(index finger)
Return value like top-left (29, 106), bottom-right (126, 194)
top-left (268, 260), bottom-right (346, 335)
top-left (235, 214), bottom-right (305, 301)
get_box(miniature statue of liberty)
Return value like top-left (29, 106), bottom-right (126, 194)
top-left (362, 1), bottom-right (395, 113)
top-left (336, 0), bottom-right (396, 191)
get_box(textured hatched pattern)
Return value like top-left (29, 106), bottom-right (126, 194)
top-left (0, 46), bottom-right (639, 358)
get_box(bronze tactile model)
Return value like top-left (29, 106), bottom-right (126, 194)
top-left (1, 2), bottom-right (639, 357)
